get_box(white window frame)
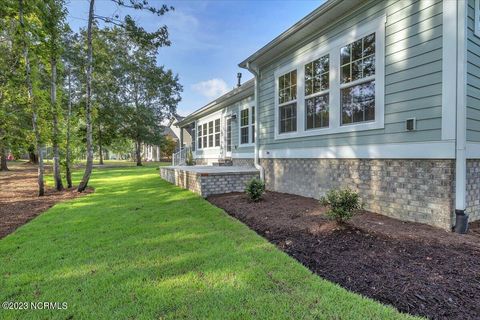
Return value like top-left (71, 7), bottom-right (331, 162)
top-left (238, 102), bottom-right (255, 147)
top-left (476, 0), bottom-right (480, 37)
top-left (304, 54), bottom-right (330, 130)
top-left (273, 15), bottom-right (385, 140)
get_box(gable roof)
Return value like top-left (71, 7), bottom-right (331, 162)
top-left (239, 0), bottom-right (366, 70)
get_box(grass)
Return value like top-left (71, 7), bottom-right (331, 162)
top-left (0, 166), bottom-right (419, 319)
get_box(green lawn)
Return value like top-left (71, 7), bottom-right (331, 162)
top-left (0, 166), bottom-right (418, 319)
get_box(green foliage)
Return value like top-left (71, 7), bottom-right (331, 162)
top-left (0, 166), bottom-right (414, 319)
top-left (245, 178), bottom-right (265, 202)
top-left (320, 188), bottom-right (362, 223)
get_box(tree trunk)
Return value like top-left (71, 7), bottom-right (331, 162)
top-left (51, 56), bottom-right (63, 191)
top-left (0, 146), bottom-right (8, 171)
top-left (78, 0), bottom-right (95, 192)
top-left (65, 68), bottom-right (72, 188)
top-left (98, 127), bottom-right (103, 165)
top-left (135, 140), bottom-right (142, 166)
top-left (28, 147), bottom-right (38, 164)
top-left (19, 0), bottom-right (44, 196)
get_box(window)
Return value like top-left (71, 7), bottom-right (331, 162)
top-left (340, 33), bottom-right (375, 125)
top-left (251, 106), bottom-right (255, 143)
top-left (214, 119), bottom-right (220, 147)
top-left (278, 70), bottom-right (297, 133)
top-left (208, 121), bottom-right (214, 147)
top-left (240, 108), bottom-right (249, 144)
top-left (305, 55), bottom-right (329, 129)
top-left (226, 118), bottom-right (232, 152)
top-left (202, 123), bottom-right (207, 148)
top-left (197, 125), bottom-right (202, 149)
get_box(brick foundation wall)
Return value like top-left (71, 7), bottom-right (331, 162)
top-left (466, 160), bottom-right (480, 222)
top-left (260, 158), bottom-right (455, 230)
top-left (232, 158), bottom-right (255, 167)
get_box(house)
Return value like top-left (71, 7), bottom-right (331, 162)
top-left (174, 0), bottom-right (480, 232)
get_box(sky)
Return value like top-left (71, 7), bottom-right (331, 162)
top-left (66, 0), bottom-right (323, 116)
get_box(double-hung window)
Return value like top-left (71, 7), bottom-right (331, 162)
top-left (240, 108), bottom-right (249, 144)
top-left (208, 121), bottom-right (214, 147)
top-left (305, 55), bottom-right (329, 129)
top-left (340, 33), bottom-right (376, 125)
top-left (202, 123), bottom-right (207, 148)
top-left (214, 119), bottom-right (220, 147)
top-left (197, 125), bottom-right (202, 150)
top-left (278, 70), bottom-right (297, 133)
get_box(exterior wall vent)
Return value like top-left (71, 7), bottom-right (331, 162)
top-left (405, 118), bottom-right (416, 131)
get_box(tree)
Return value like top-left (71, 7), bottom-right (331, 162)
top-left (161, 137), bottom-right (177, 161)
top-left (18, 0), bottom-right (45, 196)
top-left (78, 0), bottom-right (173, 191)
top-left (39, 0), bottom-right (67, 191)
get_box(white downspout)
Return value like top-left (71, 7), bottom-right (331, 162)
top-left (247, 62), bottom-right (265, 180)
top-left (454, 0), bottom-right (468, 232)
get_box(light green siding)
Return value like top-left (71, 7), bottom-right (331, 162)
top-left (257, 0), bottom-right (443, 150)
top-left (467, 0), bottom-right (480, 142)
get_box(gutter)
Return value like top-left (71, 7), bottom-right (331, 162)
top-left (454, 0), bottom-right (468, 233)
top-left (246, 62), bottom-right (264, 180)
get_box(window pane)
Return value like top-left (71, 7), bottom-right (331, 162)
top-left (340, 45), bottom-right (351, 65)
top-left (352, 38), bottom-right (362, 61)
top-left (306, 94), bottom-right (329, 129)
top-left (279, 103), bottom-right (297, 133)
top-left (203, 123), bottom-right (207, 134)
top-left (203, 136), bottom-right (207, 148)
top-left (214, 119), bottom-right (220, 132)
top-left (363, 55), bottom-right (375, 78)
top-left (341, 80), bottom-right (375, 125)
top-left (241, 109), bottom-right (249, 126)
top-left (341, 64), bottom-right (351, 84)
top-left (208, 134), bottom-right (213, 147)
top-left (241, 127), bottom-right (249, 144)
top-left (352, 59), bottom-right (362, 81)
top-left (252, 125), bottom-right (255, 143)
top-left (363, 33), bottom-right (375, 56)
top-left (251, 106), bottom-right (255, 124)
top-left (215, 133), bottom-right (220, 147)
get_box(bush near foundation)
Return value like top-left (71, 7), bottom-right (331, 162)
top-left (320, 188), bottom-right (362, 223)
top-left (245, 178), bottom-right (265, 202)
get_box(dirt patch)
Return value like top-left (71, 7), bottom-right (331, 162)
top-left (0, 162), bottom-right (91, 239)
top-left (208, 191), bottom-right (480, 320)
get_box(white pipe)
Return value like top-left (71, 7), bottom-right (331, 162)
top-left (246, 62), bottom-right (265, 180)
top-left (455, 1), bottom-right (467, 218)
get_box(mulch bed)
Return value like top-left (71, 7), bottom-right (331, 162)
top-left (208, 191), bottom-right (480, 320)
top-left (0, 162), bottom-right (91, 239)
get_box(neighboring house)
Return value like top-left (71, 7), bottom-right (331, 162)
top-left (166, 114), bottom-right (192, 149)
top-left (176, 0), bottom-right (480, 231)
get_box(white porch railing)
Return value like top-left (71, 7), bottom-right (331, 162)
top-left (172, 146), bottom-right (191, 166)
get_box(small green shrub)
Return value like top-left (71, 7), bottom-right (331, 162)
top-left (245, 178), bottom-right (265, 202)
top-left (320, 188), bottom-right (362, 223)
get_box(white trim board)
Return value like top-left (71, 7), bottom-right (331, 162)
top-left (259, 141), bottom-right (455, 159)
top-left (441, 0), bottom-right (458, 141)
top-left (466, 142), bottom-right (480, 159)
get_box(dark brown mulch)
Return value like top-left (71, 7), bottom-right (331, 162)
top-left (0, 162), bottom-right (92, 239)
top-left (208, 191), bottom-right (480, 320)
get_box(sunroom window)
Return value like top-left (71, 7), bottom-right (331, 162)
top-left (240, 108), bottom-right (249, 144)
top-left (214, 119), bottom-right (220, 147)
top-left (305, 55), bottom-right (329, 129)
top-left (278, 70), bottom-right (297, 133)
top-left (202, 123), bottom-right (207, 148)
top-left (340, 33), bottom-right (375, 125)
top-left (208, 121), bottom-right (214, 147)
top-left (197, 125), bottom-right (202, 149)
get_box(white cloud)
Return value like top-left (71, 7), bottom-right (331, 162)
top-left (192, 78), bottom-right (230, 100)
